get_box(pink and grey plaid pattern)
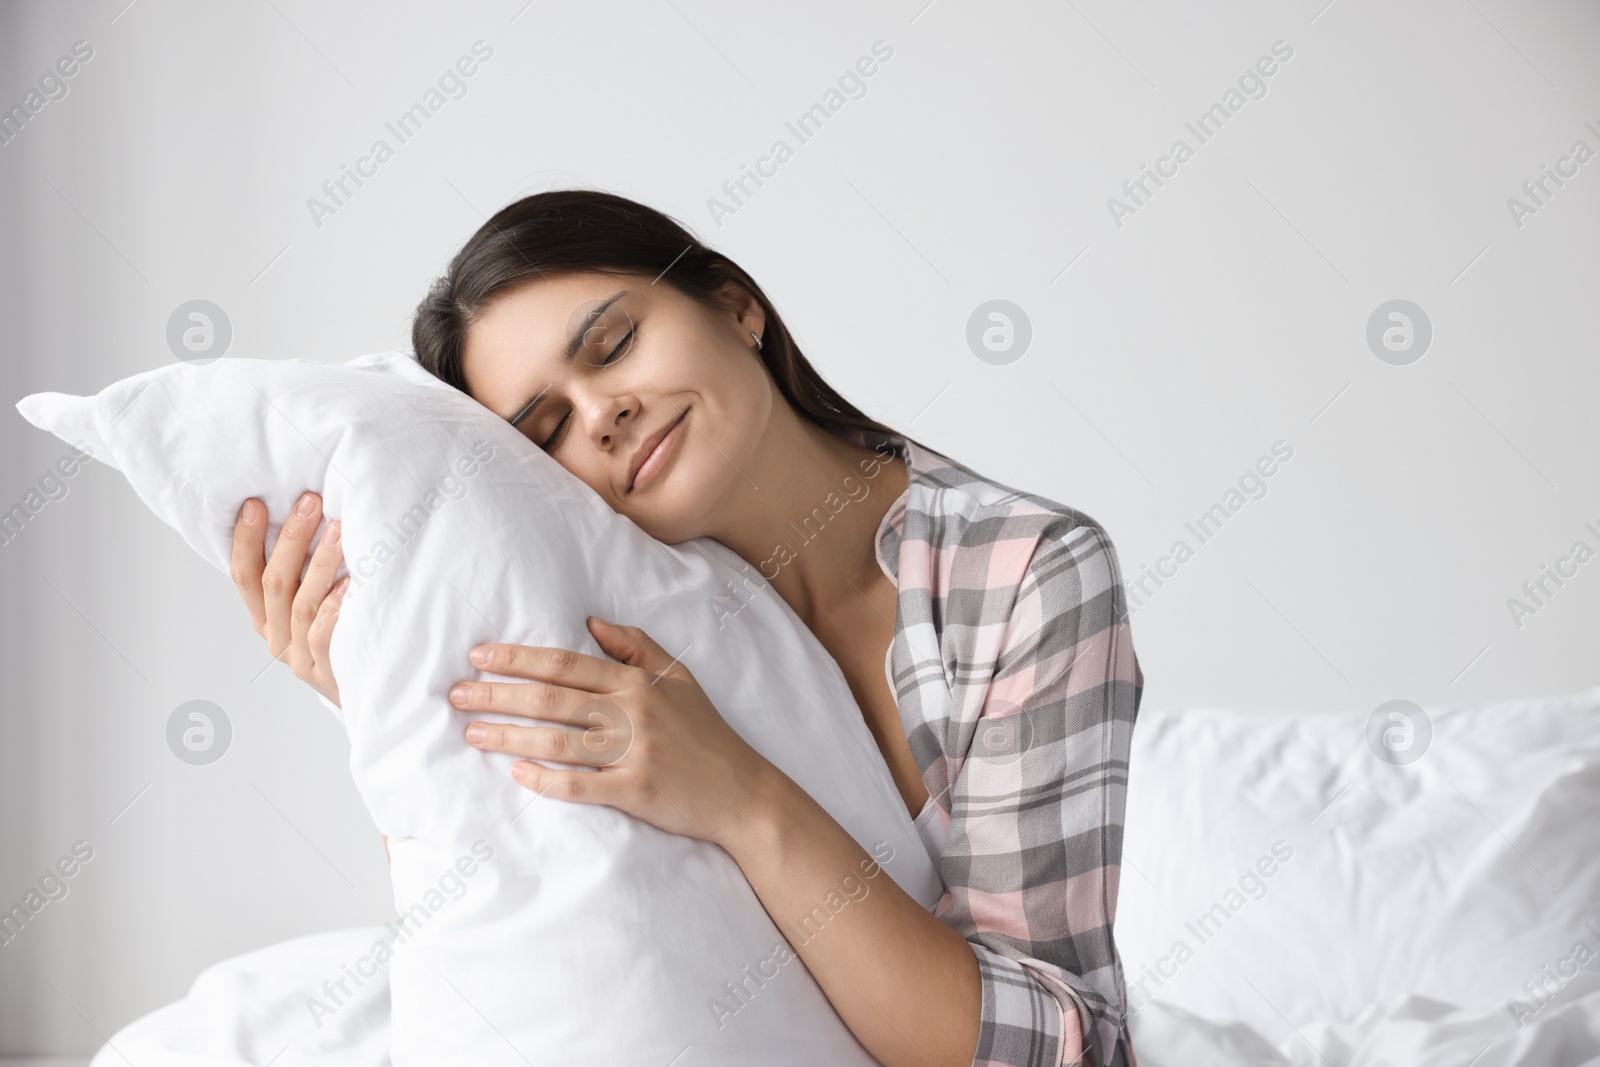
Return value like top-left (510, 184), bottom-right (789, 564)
top-left (848, 429), bottom-right (1144, 1067)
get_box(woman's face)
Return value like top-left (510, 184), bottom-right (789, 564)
top-left (460, 271), bottom-right (772, 544)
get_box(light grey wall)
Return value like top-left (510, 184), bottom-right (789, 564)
top-left (2, 0), bottom-right (1595, 1054)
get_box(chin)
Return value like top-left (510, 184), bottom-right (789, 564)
top-left (630, 510), bottom-right (702, 546)
top-left (627, 461), bottom-right (729, 545)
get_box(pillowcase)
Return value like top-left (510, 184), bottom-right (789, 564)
top-left (18, 349), bottom-right (941, 1065)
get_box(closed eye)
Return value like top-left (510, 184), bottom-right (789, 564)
top-left (540, 324), bottom-right (639, 450)
top-left (601, 325), bottom-right (637, 366)
top-left (541, 413), bottom-right (568, 450)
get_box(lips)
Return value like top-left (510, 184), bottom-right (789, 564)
top-left (626, 407), bottom-right (687, 493)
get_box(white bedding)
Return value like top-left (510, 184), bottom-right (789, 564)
top-left (89, 683), bottom-right (1600, 1066)
top-left (88, 927), bottom-right (392, 1067)
top-left (1120, 683), bottom-right (1600, 1067)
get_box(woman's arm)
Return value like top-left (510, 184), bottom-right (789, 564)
top-left (723, 769), bottom-right (982, 1067)
top-left (938, 521), bottom-right (1143, 1067)
top-left (452, 621), bottom-right (981, 1065)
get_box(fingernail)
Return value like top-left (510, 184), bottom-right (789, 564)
top-left (296, 492), bottom-right (316, 517)
top-left (239, 500), bottom-right (259, 524)
top-left (450, 683), bottom-right (471, 704)
top-left (511, 763), bottom-right (528, 780)
top-left (333, 575), bottom-right (351, 595)
top-left (465, 724), bottom-right (486, 744)
top-left (323, 521), bottom-right (341, 546)
top-left (469, 646), bottom-right (491, 666)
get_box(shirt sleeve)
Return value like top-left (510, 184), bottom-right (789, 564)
top-left (941, 521), bottom-right (1142, 1067)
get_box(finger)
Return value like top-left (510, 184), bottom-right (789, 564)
top-left (509, 760), bottom-right (610, 804)
top-left (308, 575), bottom-right (349, 666)
top-left (449, 674), bottom-right (603, 726)
top-left (262, 491), bottom-right (322, 658)
top-left (230, 499), bottom-right (268, 636)
top-left (467, 641), bottom-right (625, 692)
top-left (465, 721), bottom-right (607, 766)
top-left (290, 519), bottom-right (345, 659)
top-left (585, 617), bottom-right (689, 682)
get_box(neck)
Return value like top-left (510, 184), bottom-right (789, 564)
top-left (705, 406), bottom-right (908, 628)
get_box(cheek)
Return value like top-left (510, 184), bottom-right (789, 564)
top-left (536, 440), bottom-right (612, 506)
top-left (704, 351), bottom-right (773, 448)
top-left (567, 456), bottom-right (615, 503)
top-left (628, 401), bottom-right (766, 543)
top-left (664, 359), bottom-right (771, 533)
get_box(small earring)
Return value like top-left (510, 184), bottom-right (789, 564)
top-left (750, 330), bottom-right (763, 350)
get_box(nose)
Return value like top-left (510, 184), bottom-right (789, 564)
top-left (571, 380), bottom-right (637, 450)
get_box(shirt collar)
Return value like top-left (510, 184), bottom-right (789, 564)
top-left (874, 473), bottom-right (909, 587)
top-left (825, 425), bottom-right (934, 588)
top-left (834, 426), bottom-right (917, 586)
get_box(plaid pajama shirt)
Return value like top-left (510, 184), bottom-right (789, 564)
top-left (844, 428), bottom-right (1144, 1067)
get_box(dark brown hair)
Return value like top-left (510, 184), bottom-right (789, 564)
top-left (412, 188), bottom-right (917, 451)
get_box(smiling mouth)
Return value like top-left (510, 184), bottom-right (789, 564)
top-left (628, 407), bottom-right (688, 493)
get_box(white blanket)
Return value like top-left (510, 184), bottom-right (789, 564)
top-left (1120, 683), bottom-right (1600, 1066)
top-left (90, 927), bottom-right (393, 1067)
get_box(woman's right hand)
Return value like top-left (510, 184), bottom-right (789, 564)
top-left (231, 491), bottom-right (349, 708)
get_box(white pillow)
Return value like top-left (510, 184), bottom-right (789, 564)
top-left (18, 350), bottom-right (941, 1065)
top-left (1117, 685), bottom-right (1600, 1045)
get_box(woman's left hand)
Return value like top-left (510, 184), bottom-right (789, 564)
top-left (449, 616), bottom-right (777, 848)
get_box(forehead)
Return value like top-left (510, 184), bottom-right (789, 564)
top-left (460, 271), bottom-right (661, 412)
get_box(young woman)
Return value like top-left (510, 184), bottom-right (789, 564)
top-left (229, 190), bottom-right (1144, 1067)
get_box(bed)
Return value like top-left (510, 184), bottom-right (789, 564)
top-left (87, 683), bottom-right (1600, 1067)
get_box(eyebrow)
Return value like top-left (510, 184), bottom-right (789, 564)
top-left (504, 289), bottom-right (629, 427)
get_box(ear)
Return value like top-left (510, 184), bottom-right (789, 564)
top-left (712, 277), bottom-right (766, 348)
